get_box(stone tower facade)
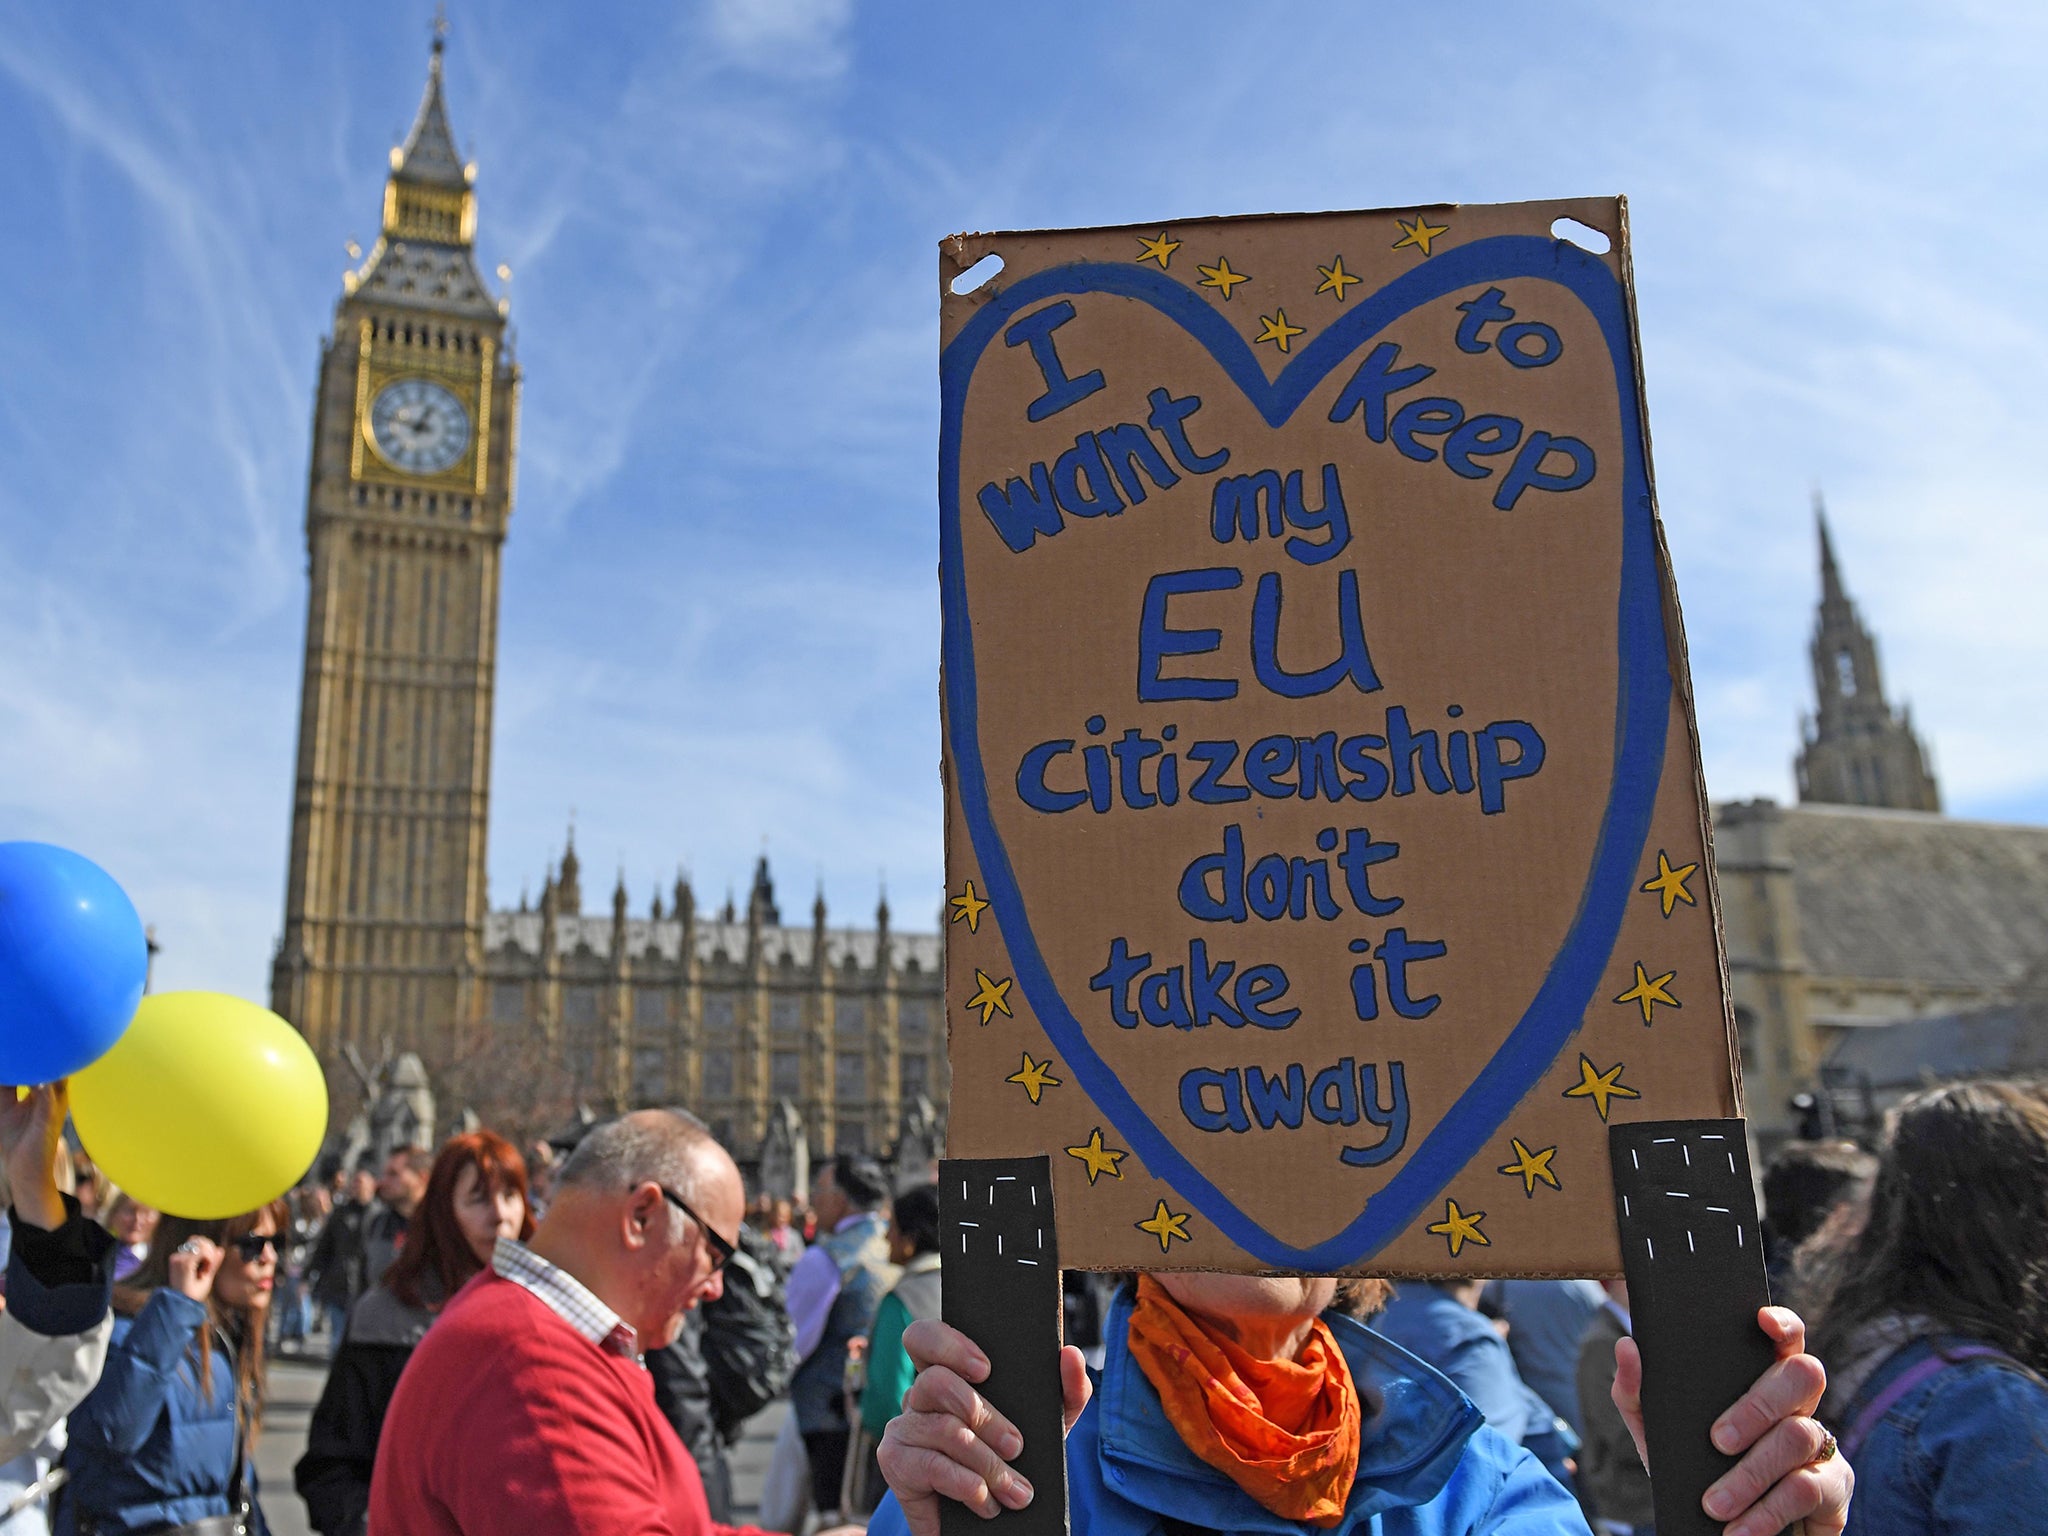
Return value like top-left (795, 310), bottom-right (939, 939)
top-left (272, 36), bottom-right (517, 1054)
top-left (1795, 503), bottom-right (1940, 813)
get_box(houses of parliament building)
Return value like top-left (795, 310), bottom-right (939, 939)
top-left (267, 38), bottom-right (944, 1158)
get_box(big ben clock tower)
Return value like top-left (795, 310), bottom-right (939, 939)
top-left (272, 31), bottom-right (516, 1056)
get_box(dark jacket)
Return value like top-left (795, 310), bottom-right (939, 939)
top-left (1573, 1304), bottom-right (1649, 1531)
top-left (359, 1207), bottom-right (408, 1292)
top-left (648, 1311), bottom-right (731, 1522)
top-left (58, 1290), bottom-right (270, 1536)
top-left (867, 1285), bottom-right (1588, 1536)
top-left (294, 1286), bottom-right (435, 1536)
top-left (305, 1201), bottom-right (369, 1311)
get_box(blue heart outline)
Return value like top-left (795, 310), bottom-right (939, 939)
top-left (940, 235), bottom-right (1669, 1269)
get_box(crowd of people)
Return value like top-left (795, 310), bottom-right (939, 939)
top-left (0, 1078), bottom-right (2042, 1533)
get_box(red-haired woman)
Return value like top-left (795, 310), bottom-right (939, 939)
top-left (295, 1132), bottom-right (531, 1536)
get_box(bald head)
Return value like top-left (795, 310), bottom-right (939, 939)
top-left (531, 1108), bottom-right (744, 1352)
top-left (557, 1107), bottom-right (729, 1206)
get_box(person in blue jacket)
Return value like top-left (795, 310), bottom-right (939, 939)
top-left (1375, 1281), bottom-right (1575, 1488)
top-left (870, 1268), bottom-right (1852, 1536)
top-left (59, 1199), bottom-right (288, 1536)
top-left (1809, 1079), bottom-right (2048, 1532)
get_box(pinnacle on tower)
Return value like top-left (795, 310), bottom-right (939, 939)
top-left (1794, 501), bottom-right (1941, 812)
top-left (382, 23), bottom-right (476, 245)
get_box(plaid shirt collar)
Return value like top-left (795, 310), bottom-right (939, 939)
top-left (492, 1236), bottom-right (640, 1359)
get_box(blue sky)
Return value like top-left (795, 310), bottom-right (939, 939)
top-left (2, 1), bottom-right (2042, 1004)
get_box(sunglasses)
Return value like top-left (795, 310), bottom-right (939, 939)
top-left (659, 1186), bottom-right (735, 1270)
top-left (230, 1233), bottom-right (279, 1262)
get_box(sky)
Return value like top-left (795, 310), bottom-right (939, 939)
top-left (1, 1), bottom-right (2043, 1005)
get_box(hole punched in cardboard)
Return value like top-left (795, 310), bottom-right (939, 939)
top-left (950, 252), bottom-right (1006, 296)
top-left (1550, 216), bottom-right (1612, 253)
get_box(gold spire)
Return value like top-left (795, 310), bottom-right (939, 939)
top-left (382, 20), bottom-right (476, 245)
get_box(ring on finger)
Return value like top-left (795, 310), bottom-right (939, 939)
top-left (176, 1240), bottom-right (201, 1255)
top-left (1809, 1424), bottom-right (1839, 1464)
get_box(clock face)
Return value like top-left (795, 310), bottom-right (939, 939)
top-left (368, 377), bottom-right (471, 476)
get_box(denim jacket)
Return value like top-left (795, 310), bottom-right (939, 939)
top-left (1838, 1334), bottom-right (2048, 1533)
top-left (870, 1287), bottom-right (1587, 1536)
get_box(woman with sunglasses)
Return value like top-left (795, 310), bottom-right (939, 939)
top-left (295, 1132), bottom-right (532, 1536)
top-left (59, 1201), bottom-right (287, 1536)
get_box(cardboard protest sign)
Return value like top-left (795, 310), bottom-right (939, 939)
top-left (939, 198), bottom-right (1737, 1276)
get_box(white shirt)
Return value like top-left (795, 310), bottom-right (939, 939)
top-left (491, 1235), bottom-right (639, 1359)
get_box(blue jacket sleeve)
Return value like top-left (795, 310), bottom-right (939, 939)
top-left (1919, 1367), bottom-right (2048, 1533)
top-left (68, 1287), bottom-right (208, 1456)
top-left (1475, 1440), bottom-right (1595, 1534)
top-left (1435, 1328), bottom-right (1538, 1446)
top-left (5, 1195), bottom-right (116, 1337)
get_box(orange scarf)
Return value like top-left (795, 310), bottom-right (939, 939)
top-left (1126, 1276), bottom-right (1361, 1527)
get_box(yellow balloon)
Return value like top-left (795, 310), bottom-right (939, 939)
top-left (72, 991), bottom-right (328, 1220)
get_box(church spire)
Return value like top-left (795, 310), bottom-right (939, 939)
top-left (1816, 492), bottom-right (1846, 610)
top-left (382, 22), bottom-right (476, 245)
top-left (1795, 500), bottom-right (1941, 813)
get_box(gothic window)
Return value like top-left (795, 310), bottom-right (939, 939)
top-left (837, 1122), bottom-right (868, 1154)
top-left (836, 1051), bottom-right (866, 1099)
top-left (632, 1047), bottom-right (666, 1102)
top-left (1836, 650), bottom-right (1856, 697)
top-left (899, 1000), bottom-right (932, 1041)
top-left (835, 996), bottom-right (865, 1037)
top-left (703, 1049), bottom-right (735, 1098)
top-left (771, 1049), bottom-right (801, 1098)
top-left (703, 993), bottom-right (736, 1036)
top-left (901, 1054), bottom-right (928, 1096)
top-left (771, 995), bottom-right (802, 1037)
top-left (490, 982), bottom-right (526, 1024)
top-left (634, 988), bottom-right (667, 1027)
top-left (564, 986), bottom-right (599, 1026)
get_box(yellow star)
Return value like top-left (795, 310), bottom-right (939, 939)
top-left (1135, 231), bottom-right (1180, 268)
top-left (1315, 255), bottom-right (1359, 300)
top-left (948, 880), bottom-right (991, 933)
top-left (1391, 214), bottom-right (1450, 256)
top-left (1640, 850), bottom-right (1699, 918)
top-left (964, 968), bottom-right (1013, 1026)
top-left (1005, 1051), bottom-right (1061, 1104)
top-left (1064, 1127), bottom-right (1127, 1185)
top-left (1563, 1054), bottom-right (1641, 1121)
top-left (1426, 1198), bottom-right (1489, 1258)
top-left (1255, 310), bottom-right (1305, 353)
top-left (1614, 962), bottom-right (1681, 1027)
top-left (1497, 1138), bottom-right (1561, 1198)
top-left (1136, 1199), bottom-right (1192, 1252)
top-left (1196, 256), bottom-right (1248, 299)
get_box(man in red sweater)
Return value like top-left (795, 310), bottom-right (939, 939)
top-left (369, 1108), bottom-right (767, 1535)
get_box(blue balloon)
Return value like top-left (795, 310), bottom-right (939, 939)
top-left (0, 843), bottom-right (148, 1084)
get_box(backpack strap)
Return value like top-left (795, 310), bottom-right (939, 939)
top-left (1841, 1344), bottom-right (2012, 1462)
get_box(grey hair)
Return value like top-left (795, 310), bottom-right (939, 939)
top-left (557, 1108), bottom-right (715, 1206)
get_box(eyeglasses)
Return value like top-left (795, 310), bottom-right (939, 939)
top-left (230, 1233), bottom-right (279, 1262)
top-left (658, 1186), bottom-right (735, 1271)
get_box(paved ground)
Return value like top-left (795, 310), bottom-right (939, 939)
top-left (256, 1357), bottom-right (790, 1535)
top-left (256, 1359), bottom-right (325, 1536)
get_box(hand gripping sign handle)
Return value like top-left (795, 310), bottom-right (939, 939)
top-left (938, 1156), bottom-right (1069, 1536)
top-left (1609, 1119), bottom-right (1776, 1536)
